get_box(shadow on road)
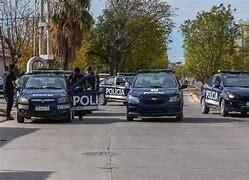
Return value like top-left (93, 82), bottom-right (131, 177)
top-left (137, 117), bottom-right (248, 123)
top-left (0, 127), bottom-right (39, 148)
top-left (0, 170), bottom-right (53, 180)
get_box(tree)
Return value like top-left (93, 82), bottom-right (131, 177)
top-left (181, 4), bottom-right (240, 83)
top-left (51, 0), bottom-right (93, 69)
top-left (90, 0), bottom-right (173, 75)
top-left (0, 0), bottom-right (35, 65)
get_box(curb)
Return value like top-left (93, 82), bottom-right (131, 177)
top-left (190, 92), bottom-right (200, 103)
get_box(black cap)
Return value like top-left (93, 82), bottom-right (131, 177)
top-left (9, 64), bottom-right (15, 71)
top-left (74, 67), bottom-right (80, 73)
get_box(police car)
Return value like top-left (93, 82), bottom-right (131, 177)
top-left (16, 72), bottom-right (72, 123)
top-left (201, 71), bottom-right (249, 117)
top-left (126, 69), bottom-right (187, 121)
top-left (99, 73), bottom-right (136, 105)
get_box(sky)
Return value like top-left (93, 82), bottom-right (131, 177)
top-left (90, 0), bottom-right (249, 63)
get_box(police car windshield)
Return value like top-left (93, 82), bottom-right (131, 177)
top-left (134, 73), bottom-right (177, 88)
top-left (25, 76), bottom-right (66, 89)
top-left (223, 76), bottom-right (249, 87)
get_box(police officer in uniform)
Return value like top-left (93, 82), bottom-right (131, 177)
top-left (4, 64), bottom-right (17, 120)
top-left (69, 67), bottom-right (85, 120)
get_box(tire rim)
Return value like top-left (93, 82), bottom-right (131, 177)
top-left (201, 99), bottom-right (205, 112)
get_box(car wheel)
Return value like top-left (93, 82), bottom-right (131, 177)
top-left (176, 111), bottom-right (183, 121)
top-left (64, 111), bottom-right (73, 123)
top-left (220, 99), bottom-right (228, 117)
top-left (17, 114), bottom-right (25, 123)
top-left (241, 112), bottom-right (248, 116)
top-left (99, 94), bottom-right (107, 105)
top-left (127, 113), bottom-right (134, 121)
top-left (201, 98), bottom-right (209, 114)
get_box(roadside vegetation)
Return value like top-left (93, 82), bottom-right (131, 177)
top-left (0, 1), bottom-right (248, 80)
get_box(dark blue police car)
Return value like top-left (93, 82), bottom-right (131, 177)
top-left (126, 69), bottom-right (187, 121)
top-left (201, 71), bottom-right (249, 117)
top-left (99, 73), bottom-right (136, 105)
top-left (16, 73), bottom-right (72, 123)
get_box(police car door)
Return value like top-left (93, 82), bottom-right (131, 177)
top-left (104, 77), bottom-right (116, 99)
top-left (211, 76), bottom-right (222, 107)
top-left (115, 76), bottom-right (129, 100)
top-left (205, 76), bottom-right (219, 107)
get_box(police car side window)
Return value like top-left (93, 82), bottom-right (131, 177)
top-left (214, 76), bottom-right (221, 87)
top-left (105, 77), bottom-right (115, 86)
top-left (207, 77), bottom-right (215, 86)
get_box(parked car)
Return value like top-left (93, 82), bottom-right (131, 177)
top-left (99, 73), bottom-right (136, 105)
top-left (201, 70), bottom-right (249, 116)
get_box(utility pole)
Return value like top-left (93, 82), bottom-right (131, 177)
top-left (38, 0), bottom-right (45, 56)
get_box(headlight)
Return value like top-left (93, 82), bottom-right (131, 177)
top-left (227, 93), bottom-right (239, 99)
top-left (169, 96), bottom-right (181, 102)
top-left (57, 97), bottom-right (69, 104)
top-left (128, 95), bottom-right (139, 104)
top-left (18, 96), bottom-right (29, 104)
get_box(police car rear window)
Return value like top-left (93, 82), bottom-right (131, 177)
top-left (134, 74), bottom-right (177, 88)
top-left (223, 76), bottom-right (249, 87)
top-left (25, 76), bottom-right (66, 89)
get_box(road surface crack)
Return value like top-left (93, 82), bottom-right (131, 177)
top-left (107, 124), bottom-right (115, 180)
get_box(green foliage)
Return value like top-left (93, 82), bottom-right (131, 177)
top-left (51, 0), bottom-right (93, 69)
top-left (181, 4), bottom-right (240, 83)
top-left (89, 0), bottom-right (173, 75)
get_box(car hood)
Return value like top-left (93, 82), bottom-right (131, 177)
top-left (21, 89), bottom-right (68, 98)
top-left (225, 87), bottom-right (249, 96)
top-left (129, 87), bottom-right (180, 97)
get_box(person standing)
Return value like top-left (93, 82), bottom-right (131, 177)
top-left (4, 64), bottom-right (16, 120)
top-left (86, 66), bottom-right (96, 91)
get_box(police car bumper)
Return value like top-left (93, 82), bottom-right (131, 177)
top-left (17, 104), bottom-right (70, 118)
top-left (225, 100), bottom-right (249, 112)
top-left (127, 102), bottom-right (182, 117)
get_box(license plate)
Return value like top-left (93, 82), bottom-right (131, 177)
top-left (35, 106), bottom-right (50, 111)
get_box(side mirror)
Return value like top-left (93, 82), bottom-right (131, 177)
top-left (16, 85), bottom-right (22, 91)
top-left (180, 85), bottom-right (188, 89)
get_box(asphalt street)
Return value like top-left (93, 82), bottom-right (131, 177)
top-left (1, 92), bottom-right (249, 180)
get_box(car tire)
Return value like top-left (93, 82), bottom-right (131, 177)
top-left (99, 94), bottom-right (107, 105)
top-left (220, 99), bottom-right (228, 117)
top-left (201, 98), bottom-right (209, 114)
top-left (17, 114), bottom-right (25, 123)
top-left (241, 112), bottom-right (247, 116)
top-left (64, 111), bottom-right (73, 123)
top-left (176, 111), bottom-right (183, 121)
top-left (127, 114), bottom-right (134, 121)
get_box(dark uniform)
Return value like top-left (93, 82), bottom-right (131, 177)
top-left (69, 67), bottom-right (85, 120)
top-left (4, 65), bottom-right (16, 120)
top-left (86, 66), bottom-right (96, 91)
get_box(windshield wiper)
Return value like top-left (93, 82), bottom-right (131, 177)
top-left (150, 86), bottom-right (162, 88)
top-left (26, 87), bottom-right (41, 89)
top-left (44, 86), bottom-right (62, 89)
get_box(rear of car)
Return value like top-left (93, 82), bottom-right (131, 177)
top-left (126, 70), bottom-right (187, 121)
top-left (17, 74), bottom-right (72, 123)
top-left (201, 71), bottom-right (249, 116)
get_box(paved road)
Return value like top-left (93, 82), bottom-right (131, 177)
top-left (1, 92), bottom-right (249, 180)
